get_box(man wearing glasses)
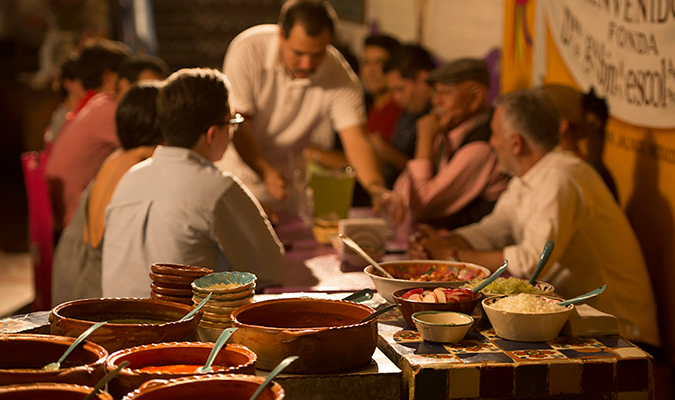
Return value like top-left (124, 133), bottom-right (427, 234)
top-left (216, 0), bottom-right (388, 215)
top-left (102, 68), bottom-right (286, 298)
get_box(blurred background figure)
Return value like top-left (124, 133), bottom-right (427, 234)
top-left (541, 84), bottom-right (618, 201)
top-left (43, 53), bottom-right (85, 147)
top-left (116, 54), bottom-right (168, 99)
top-left (52, 81), bottom-right (164, 305)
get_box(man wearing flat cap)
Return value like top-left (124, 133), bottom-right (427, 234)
top-left (393, 58), bottom-right (509, 229)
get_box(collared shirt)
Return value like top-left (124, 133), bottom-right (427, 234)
top-left (393, 112), bottom-right (508, 223)
top-left (102, 146), bottom-right (286, 297)
top-left (46, 91), bottom-right (119, 230)
top-left (455, 149), bottom-right (660, 346)
top-left (215, 24), bottom-right (366, 206)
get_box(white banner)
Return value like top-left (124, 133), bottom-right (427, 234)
top-left (543, 0), bottom-right (675, 129)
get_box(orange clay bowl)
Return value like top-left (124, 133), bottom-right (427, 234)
top-left (122, 374), bottom-right (283, 400)
top-left (50, 298), bottom-right (202, 353)
top-left (150, 263), bottom-right (213, 278)
top-left (106, 342), bottom-right (256, 399)
top-left (0, 334), bottom-right (108, 387)
top-left (0, 383), bottom-right (113, 400)
top-left (149, 291), bottom-right (193, 306)
top-left (231, 297), bottom-right (377, 374)
top-left (392, 288), bottom-right (483, 328)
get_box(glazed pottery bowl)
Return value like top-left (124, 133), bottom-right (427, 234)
top-left (412, 311), bottom-right (474, 343)
top-left (392, 288), bottom-right (483, 328)
top-left (482, 295), bottom-right (573, 342)
top-left (150, 263), bottom-right (213, 278)
top-left (0, 383), bottom-right (113, 400)
top-left (0, 334), bottom-right (107, 386)
top-left (364, 260), bottom-right (490, 303)
top-left (50, 298), bottom-right (202, 352)
top-left (122, 374), bottom-right (283, 400)
top-left (106, 342), bottom-right (256, 399)
top-left (231, 298), bottom-right (377, 374)
top-left (191, 271), bottom-right (257, 294)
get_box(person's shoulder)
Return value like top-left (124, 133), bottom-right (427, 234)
top-left (231, 24), bottom-right (276, 48)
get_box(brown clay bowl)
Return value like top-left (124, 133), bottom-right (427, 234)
top-left (392, 288), bottom-right (483, 328)
top-left (50, 298), bottom-right (202, 353)
top-left (148, 272), bottom-right (195, 288)
top-left (231, 297), bottom-right (377, 374)
top-left (106, 342), bottom-right (256, 399)
top-left (122, 374), bottom-right (283, 400)
top-left (0, 334), bottom-right (108, 386)
top-left (150, 283), bottom-right (193, 297)
top-left (149, 291), bottom-right (193, 305)
top-left (150, 263), bottom-right (213, 278)
top-left (0, 383), bottom-right (113, 400)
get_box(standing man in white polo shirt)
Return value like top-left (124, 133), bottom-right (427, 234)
top-left (216, 0), bottom-right (386, 214)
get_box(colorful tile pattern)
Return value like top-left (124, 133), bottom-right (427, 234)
top-left (378, 316), bottom-right (654, 399)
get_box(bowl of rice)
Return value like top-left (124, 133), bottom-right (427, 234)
top-left (482, 294), bottom-right (573, 342)
top-left (364, 260), bottom-right (490, 303)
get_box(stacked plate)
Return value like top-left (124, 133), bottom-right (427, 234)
top-left (191, 271), bottom-right (257, 339)
top-left (149, 263), bottom-right (213, 305)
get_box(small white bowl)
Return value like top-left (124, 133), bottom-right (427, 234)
top-left (482, 295), bottom-right (573, 342)
top-left (411, 311), bottom-right (474, 343)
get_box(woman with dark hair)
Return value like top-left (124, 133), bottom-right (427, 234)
top-left (52, 82), bottom-right (164, 305)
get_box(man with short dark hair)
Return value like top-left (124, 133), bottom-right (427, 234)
top-left (102, 68), bottom-right (286, 298)
top-left (216, 0), bottom-right (387, 213)
top-left (393, 58), bottom-right (508, 229)
top-left (409, 88), bottom-right (659, 348)
top-left (116, 55), bottom-right (169, 99)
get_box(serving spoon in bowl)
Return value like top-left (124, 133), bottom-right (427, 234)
top-left (339, 233), bottom-right (394, 279)
top-left (249, 355), bottom-right (299, 400)
top-left (42, 321), bottom-right (107, 371)
top-left (196, 327), bottom-right (237, 373)
top-left (556, 285), bottom-right (607, 306)
top-left (529, 241), bottom-right (554, 284)
top-left (179, 292), bottom-right (212, 322)
top-left (470, 260), bottom-right (508, 294)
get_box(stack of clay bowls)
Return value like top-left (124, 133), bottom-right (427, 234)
top-left (191, 272), bottom-right (257, 341)
top-left (149, 263), bottom-right (213, 305)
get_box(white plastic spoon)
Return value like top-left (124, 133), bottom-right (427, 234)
top-left (556, 285), bottom-right (607, 306)
top-left (196, 327), bottom-right (237, 373)
top-left (249, 355), bottom-right (299, 400)
top-left (339, 233), bottom-right (394, 279)
top-left (42, 321), bottom-right (107, 370)
top-left (470, 260), bottom-right (509, 294)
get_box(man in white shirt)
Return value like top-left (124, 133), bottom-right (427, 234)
top-left (216, 0), bottom-right (386, 213)
top-left (409, 88), bottom-right (660, 347)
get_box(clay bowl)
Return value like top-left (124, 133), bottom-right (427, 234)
top-left (392, 288), bottom-right (483, 328)
top-left (122, 374), bottom-right (283, 400)
top-left (148, 272), bottom-right (195, 288)
top-left (0, 334), bottom-right (108, 387)
top-left (0, 383), bottom-right (113, 400)
top-left (150, 283), bottom-right (193, 297)
top-left (364, 260), bottom-right (490, 303)
top-left (50, 298), bottom-right (202, 353)
top-left (106, 342), bottom-right (256, 399)
top-left (191, 271), bottom-right (257, 295)
top-left (149, 291), bottom-right (193, 306)
top-left (231, 298), bottom-right (377, 374)
top-left (150, 263), bottom-right (213, 278)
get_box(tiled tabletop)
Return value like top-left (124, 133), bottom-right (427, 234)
top-left (376, 309), bottom-right (654, 400)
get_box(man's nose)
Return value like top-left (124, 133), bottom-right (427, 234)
top-left (299, 55), bottom-right (312, 70)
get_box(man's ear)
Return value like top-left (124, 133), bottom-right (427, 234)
top-left (510, 132), bottom-right (524, 155)
top-left (559, 119), bottom-right (570, 137)
top-left (468, 83), bottom-right (487, 113)
top-left (205, 125), bottom-right (218, 145)
top-left (416, 69), bottom-right (429, 84)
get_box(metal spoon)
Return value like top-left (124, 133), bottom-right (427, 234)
top-left (342, 288), bottom-right (374, 303)
top-left (529, 241), bottom-right (554, 284)
top-left (196, 327), bottom-right (237, 373)
top-left (82, 360), bottom-right (129, 400)
top-left (249, 355), bottom-right (299, 400)
top-left (556, 285), bottom-right (607, 306)
top-left (179, 292), bottom-right (212, 321)
top-left (359, 303), bottom-right (398, 323)
top-left (42, 321), bottom-right (107, 370)
top-left (338, 233), bottom-right (395, 279)
top-left (470, 260), bottom-right (509, 294)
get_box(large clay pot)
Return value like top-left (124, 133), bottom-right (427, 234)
top-left (0, 334), bottom-right (107, 387)
top-left (105, 342), bottom-right (256, 399)
top-left (0, 383), bottom-right (113, 400)
top-left (50, 298), bottom-right (202, 352)
top-left (231, 298), bottom-right (377, 374)
top-left (122, 375), bottom-right (284, 400)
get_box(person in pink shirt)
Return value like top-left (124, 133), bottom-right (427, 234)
top-left (46, 39), bottom-right (131, 235)
top-left (393, 58), bottom-right (509, 229)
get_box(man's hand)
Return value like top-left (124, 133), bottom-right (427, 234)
top-left (408, 224), bottom-right (457, 260)
top-left (372, 189), bottom-right (405, 225)
top-left (262, 167), bottom-right (289, 201)
top-left (414, 113), bottom-right (444, 160)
